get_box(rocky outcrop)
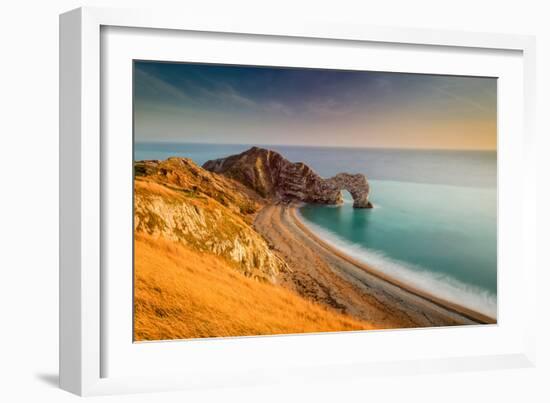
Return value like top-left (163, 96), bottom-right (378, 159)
top-left (203, 147), bottom-right (373, 208)
top-left (134, 157), bottom-right (288, 282)
top-left (325, 173), bottom-right (371, 208)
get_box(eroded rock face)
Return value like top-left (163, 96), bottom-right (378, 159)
top-left (134, 157), bottom-right (288, 282)
top-left (203, 147), bottom-right (373, 208)
top-left (326, 173), bottom-right (372, 208)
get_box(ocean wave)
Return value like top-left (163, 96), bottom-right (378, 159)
top-left (296, 210), bottom-right (497, 319)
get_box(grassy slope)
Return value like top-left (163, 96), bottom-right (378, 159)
top-left (134, 234), bottom-right (372, 341)
top-left (134, 177), bottom-right (287, 281)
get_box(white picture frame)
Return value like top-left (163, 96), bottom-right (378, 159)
top-left (59, 6), bottom-right (537, 396)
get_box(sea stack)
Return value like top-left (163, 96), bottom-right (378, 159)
top-left (203, 146), bottom-right (373, 208)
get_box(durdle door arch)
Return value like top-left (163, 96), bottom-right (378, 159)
top-left (325, 173), bottom-right (372, 208)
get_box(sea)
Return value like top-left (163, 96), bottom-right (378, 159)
top-left (135, 142), bottom-right (497, 318)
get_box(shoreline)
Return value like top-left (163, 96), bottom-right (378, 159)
top-left (289, 205), bottom-right (496, 325)
top-left (254, 203), bottom-right (496, 328)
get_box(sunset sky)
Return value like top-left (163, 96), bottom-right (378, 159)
top-left (134, 61), bottom-right (497, 150)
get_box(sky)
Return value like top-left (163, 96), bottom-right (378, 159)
top-left (134, 61), bottom-right (497, 150)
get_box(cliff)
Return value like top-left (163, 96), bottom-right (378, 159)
top-left (134, 157), bottom-right (287, 282)
top-left (203, 147), bottom-right (372, 208)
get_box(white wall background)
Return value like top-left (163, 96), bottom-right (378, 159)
top-left (0, 0), bottom-right (548, 401)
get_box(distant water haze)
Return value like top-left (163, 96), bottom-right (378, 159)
top-left (135, 142), bottom-right (497, 317)
top-left (135, 142), bottom-right (496, 187)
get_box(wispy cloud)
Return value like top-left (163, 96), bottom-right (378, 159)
top-left (216, 83), bottom-right (258, 109)
top-left (305, 98), bottom-right (358, 117)
top-left (432, 85), bottom-right (491, 113)
top-left (264, 101), bottom-right (293, 116)
top-left (137, 67), bottom-right (299, 118)
top-left (135, 68), bottom-right (191, 102)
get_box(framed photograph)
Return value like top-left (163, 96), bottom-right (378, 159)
top-left (60, 7), bottom-right (537, 396)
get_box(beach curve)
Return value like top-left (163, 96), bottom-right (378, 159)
top-left (254, 203), bottom-right (496, 329)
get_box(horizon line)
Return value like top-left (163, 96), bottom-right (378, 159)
top-left (134, 139), bottom-right (497, 152)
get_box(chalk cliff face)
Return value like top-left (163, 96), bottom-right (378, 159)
top-left (134, 157), bottom-right (287, 282)
top-left (203, 147), bottom-right (373, 208)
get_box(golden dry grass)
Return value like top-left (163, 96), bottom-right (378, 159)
top-left (134, 234), bottom-right (372, 341)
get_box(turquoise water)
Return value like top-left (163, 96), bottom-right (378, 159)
top-left (299, 181), bottom-right (497, 316)
top-left (135, 142), bottom-right (497, 317)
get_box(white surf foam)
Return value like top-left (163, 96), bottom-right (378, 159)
top-left (296, 210), bottom-right (497, 319)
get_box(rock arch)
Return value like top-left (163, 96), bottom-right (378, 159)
top-left (203, 146), bottom-right (373, 209)
top-left (325, 173), bottom-right (372, 208)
